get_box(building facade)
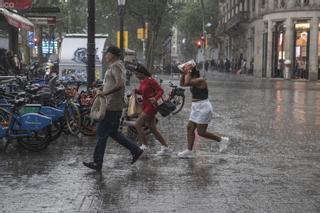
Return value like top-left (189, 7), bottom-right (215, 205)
top-left (217, 0), bottom-right (320, 80)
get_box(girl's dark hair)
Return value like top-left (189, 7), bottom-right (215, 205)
top-left (191, 67), bottom-right (200, 77)
top-left (134, 63), bottom-right (151, 77)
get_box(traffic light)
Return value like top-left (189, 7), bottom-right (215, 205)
top-left (196, 39), bottom-right (202, 49)
top-left (200, 33), bottom-right (205, 41)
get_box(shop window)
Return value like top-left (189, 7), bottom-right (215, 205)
top-left (293, 22), bottom-right (310, 79)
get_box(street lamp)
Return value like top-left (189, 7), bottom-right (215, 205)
top-left (87, 0), bottom-right (95, 89)
top-left (200, 0), bottom-right (206, 78)
top-left (118, 0), bottom-right (126, 60)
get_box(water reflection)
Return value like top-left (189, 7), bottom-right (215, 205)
top-left (315, 89), bottom-right (320, 126)
top-left (292, 82), bottom-right (306, 124)
top-left (273, 82), bottom-right (284, 130)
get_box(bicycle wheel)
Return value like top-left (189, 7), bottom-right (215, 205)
top-left (17, 127), bottom-right (51, 152)
top-left (48, 120), bottom-right (64, 142)
top-left (80, 110), bottom-right (96, 136)
top-left (65, 102), bottom-right (81, 136)
top-left (170, 95), bottom-right (185, 115)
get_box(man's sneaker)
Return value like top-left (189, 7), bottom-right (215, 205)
top-left (83, 162), bottom-right (102, 171)
top-left (140, 144), bottom-right (149, 151)
top-left (219, 136), bottom-right (230, 153)
top-left (131, 149), bottom-right (144, 164)
top-left (156, 146), bottom-right (172, 156)
top-left (177, 149), bottom-right (194, 158)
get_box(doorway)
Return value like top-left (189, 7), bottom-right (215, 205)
top-left (272, 22), bottom-right (285, 78)
top-left (293, 22), bottom-right (310, 79)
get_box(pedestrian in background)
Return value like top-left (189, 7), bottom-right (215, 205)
top-left (178, 63), bottom-right (229, 158)
top-left (204, 60), bottom-right (209, 72)
top-left (83, 46), bottom-right (143, 171)
top-left (133, 63), bottom-right (171, 156)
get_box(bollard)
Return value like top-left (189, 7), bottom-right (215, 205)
top-left (284, 59), bottom-right (291, 80)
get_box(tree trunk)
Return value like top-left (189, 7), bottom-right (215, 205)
top-left (146, 26), bottom-right (161, 74)
top-left (145, 0), bottom-right (168, 74)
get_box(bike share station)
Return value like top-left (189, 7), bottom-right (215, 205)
top-left (0, 32), bottom-right (107, 152)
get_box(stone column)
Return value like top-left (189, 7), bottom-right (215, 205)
top-left (309, 0), bottom-right (314, 6)
top-left (266, 20), bottom-right (273, 78)
top-left (254, 20), bottom-right (264, 77)
top-left (287, 0), bottom-right (295, 8)
top-left (246, 0), bottom-right (249, 11)
top-left (284, 18), bottom-right (294, 78)
top-left (308, 17), bottom-right (319, 80)
top-left (268, 0), bottom-right (275, 10)
top-left (255, 0), bottom-right (260, 16)
top-left (310, 0), bottom-right (318, 7)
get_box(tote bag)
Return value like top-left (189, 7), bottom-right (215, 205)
top-left (127, 94), bottom-right (142, 118)
top-left (90, 96), bottom-right (106, 121)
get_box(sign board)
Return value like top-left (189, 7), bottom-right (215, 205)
top-left (27, 31), bottom-right (34, 47)
top-left (117, 31), bottom-right (128, 49)
top-left (0, 0), bottom-right (32, 10)
top-left (42, 40), bottom-right (57, 54)
top-left (59, 34), bottom-right (108, 82)
top-left (196, 49), bottom-right (204, 62)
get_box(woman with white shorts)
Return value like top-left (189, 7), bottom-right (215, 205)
top-left (177, 64), bottom-right (229, 158)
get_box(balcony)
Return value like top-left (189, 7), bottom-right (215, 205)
top-left (225, 11), bottom-right (249, 32)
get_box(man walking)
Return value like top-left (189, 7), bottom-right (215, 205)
top-left (83, 46), bottom-right (143, 171)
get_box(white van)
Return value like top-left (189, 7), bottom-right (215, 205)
top-left (59, 34), bottom-right (108, 82)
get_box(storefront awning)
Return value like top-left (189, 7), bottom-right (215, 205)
top-left (0, 8), bottom-right (34, 31)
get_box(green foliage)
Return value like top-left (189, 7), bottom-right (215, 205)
top-left (31, 0), bottom-right (212, 69)
top-left (176, 0), bottom-right (219, 60)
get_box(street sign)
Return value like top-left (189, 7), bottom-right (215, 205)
top-left (137, 28), bottom-right (144, 40)
top-left (117, 31), bottom-right (128, 49)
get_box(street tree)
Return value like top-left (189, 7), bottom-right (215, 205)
top-left (176, 0), bottom-right (219, 60)
top-left (127, 0), bottom-right (182, 72)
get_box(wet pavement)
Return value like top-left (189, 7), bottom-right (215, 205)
top-left (1, 72), bottom-right (320, 213)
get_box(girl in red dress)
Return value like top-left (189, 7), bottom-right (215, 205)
top-left (133, 64), bottom-right (171, 156)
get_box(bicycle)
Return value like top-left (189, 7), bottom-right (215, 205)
top-left (166, 81), bottom-right (185, 115)
top-left (0, 99), bottom-right (52, 152)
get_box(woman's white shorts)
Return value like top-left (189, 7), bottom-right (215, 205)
top-left (189, 99), bottom-right (213, 124)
